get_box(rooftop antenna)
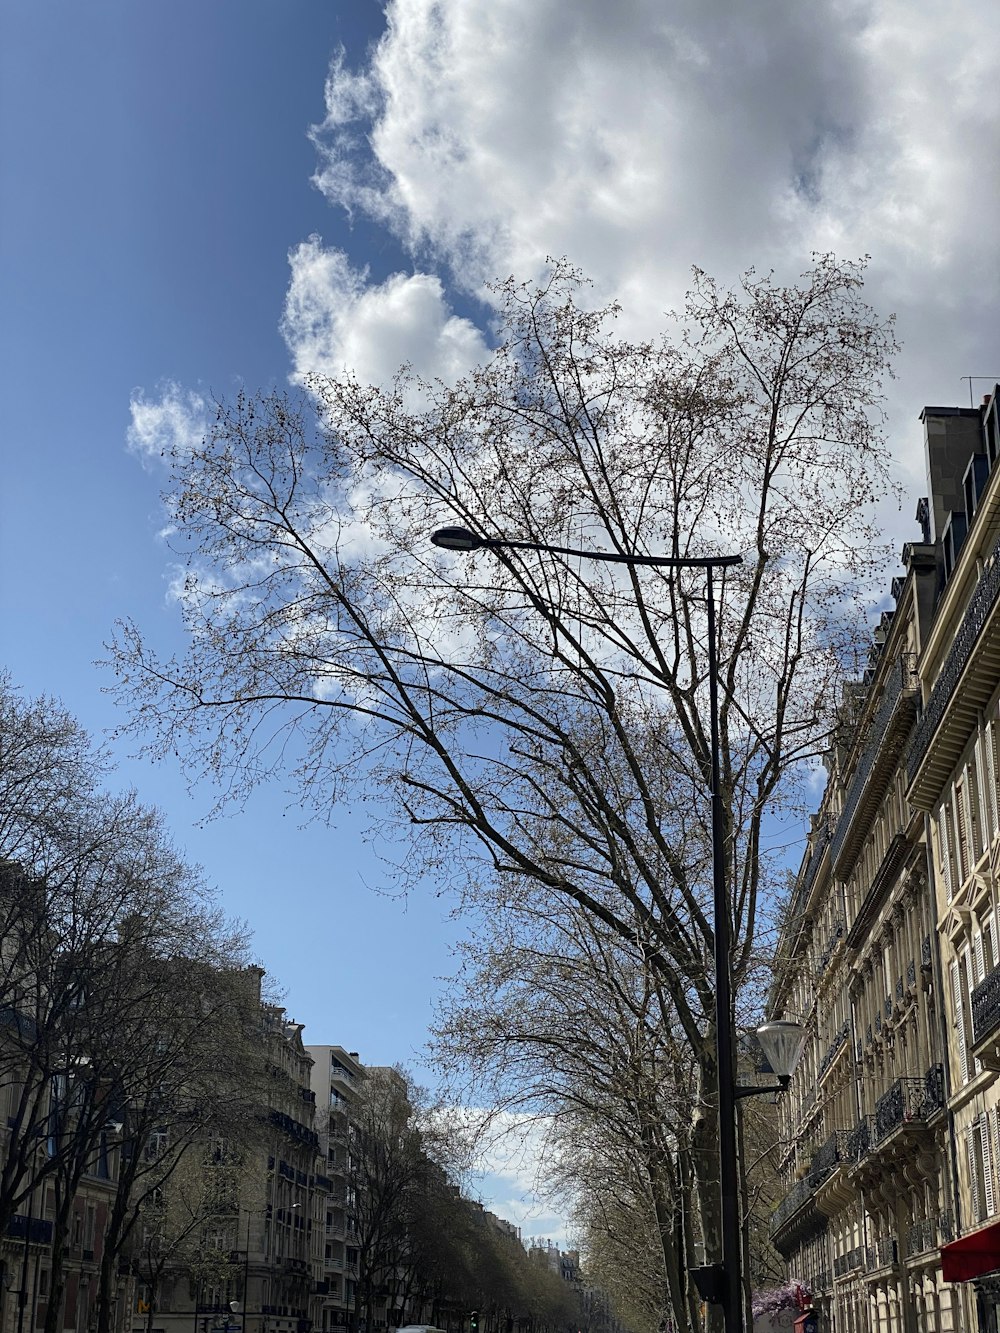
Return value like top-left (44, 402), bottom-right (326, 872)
top-left (960, 376), bottom-right (1000, 407)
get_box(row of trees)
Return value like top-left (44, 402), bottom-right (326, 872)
top-left (106, 253), bottom-right (898, 1331)
top-left (0, 674), bottom-right (582, 1333)
top-left (341, 1066), bottom-right (582, 1333)
top-left (0, 675), bottom-right (266, 1333)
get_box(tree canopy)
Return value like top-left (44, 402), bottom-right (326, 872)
top-left (107, 255), bottom-right (898, 1328)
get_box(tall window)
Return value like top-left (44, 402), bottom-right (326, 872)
top-left (968, 1111), bottom-right (998, 1224)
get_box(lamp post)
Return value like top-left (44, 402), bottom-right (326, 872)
top-left (430, 525), bottom-right (782, 1333)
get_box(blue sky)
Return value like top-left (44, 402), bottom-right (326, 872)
top-left (4, 0), bottom-right (1000, 1241)
top-left (0, 3), bottom-right (455, 1070)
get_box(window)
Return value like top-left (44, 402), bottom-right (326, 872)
top-left (969, 1112), bottom-right (998, 1223)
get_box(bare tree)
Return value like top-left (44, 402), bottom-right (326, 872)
top-left (0, 678), bottom-right (256, 1333)
top-left (106, 256), bottom-right (897, 1328)
top-left (434, 897), bottom-right (700, 1333)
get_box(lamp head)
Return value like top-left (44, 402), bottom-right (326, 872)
top-left (431, 526), bottom-right (485, 552)
top-left (755, 1019), bottom-right (806, 1082)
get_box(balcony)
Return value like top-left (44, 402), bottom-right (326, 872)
top-left (818, 1025), bottom-right (851, 1081)
top-left (866, 1236), bottom-right (898, 1271)
top-left (831, 653), bottom-right (919, 875)
top-left (972, 963), bottom-right (1000, 1061)
top-left (329, 1064), bottom-right (357, 1092)
top-left (847, 1116), bottom-right (873, 1162)
top-left (769, 1133), bottom-right (850, 1254)
top-left (816, 921), bottom-right (847, 977)
top-left (908, 537), bottom-right (1000, 807)
top-left (874, 1072), bottom-right (943, 1139)
top-left (790, 831), bottom-right (830, 925)
top-left (907, 1212), bottom-right (954, 1257)
top-left (834, 1247), bottom-right (864, 1277)
top-left (6, 1215), bottom-right (53, 1244)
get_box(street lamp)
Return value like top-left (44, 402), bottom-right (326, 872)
top-left (430, 524), bottom-right (780, 1333)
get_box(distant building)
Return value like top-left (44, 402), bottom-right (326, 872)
top-left (305, 1047), bottom-right (365, 1333)
top-left (130, 987), bottom-right (323, 1333)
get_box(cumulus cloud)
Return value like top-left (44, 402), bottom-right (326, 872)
top-left (305, 0), bottom-right (1000, 543)
top-left (281, 237), bottom-right (489, 385)
top-left (127, 382), bottom-right (208, 464)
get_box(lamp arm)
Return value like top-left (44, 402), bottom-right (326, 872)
top-left (733, 1079), bottom-right (789, 1100)
top-left (484, 536), bottom-right (743, 571)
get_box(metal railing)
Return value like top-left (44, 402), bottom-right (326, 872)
top-left (769, 1176), bottom-right (818, 1234)
top-left (831, 653), bottom-right (918, 869)
top-left (866, 1237), bottom-right (898, 1270)
top-left (834, 1247), bottom-right (863, 1277)
top-left (847, 1115), bottom-right (873, 1161)
top-left (810, 1129), bottom-right (851, 1178)
top-left (875, 1077), bottom-right (928, 1138)
top-left (908, 537), bottom-right (1000, 783)
top-left (6, 1215), bottom-right (52, 1244)
top-left (972, 962), bottom-right (1000, 1045)
top-left (924, 1063), bottom-right (946, 1112)
top-left (906, 1214), bottom-right (951, 1256)
top-left (816, 920), bottom-right (847, 974)
top-left (818, 1023), bottom-right (851, 1079)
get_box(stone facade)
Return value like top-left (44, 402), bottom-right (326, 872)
top-left (767, 387), bottom-right (1000, 1333)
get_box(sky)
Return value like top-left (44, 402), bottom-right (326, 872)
top-left (3, 0), bottom-right (1000, 1241)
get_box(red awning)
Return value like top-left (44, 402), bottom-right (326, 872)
top-left (941, 1219), bottom-right (1000, 1282)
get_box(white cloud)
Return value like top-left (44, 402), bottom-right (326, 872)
top-left (304, 0), bottom-right (1000, 550)
top-left (281, 237), bottom-right (489, 386)
top-left (464, 1108), bottom-right (575, 1246)
top-left (127, 382), bottom-right (208, 464)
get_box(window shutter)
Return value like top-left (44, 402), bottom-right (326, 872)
top-left (988, 912), bottom-right (998, 975)
top-left (985, 1114), bottom-right (997, 1217)
top-left (940, 809), bottom-right (954, 902)
top-left (967, 945), bottom-right (983, 1075)
top-left (976, 738), bottom-right (993, 846)
top-left (958, 784), bottom-right (970, 882)
top-left (953, 960), bottom-right (970, 1084)
top-left (991, 719), bottom-right (1000, 835)
top-left (976, 930), bottom-right (987, 985)
top-left (970, 1125), bottom-right (982, 1223)
top-left (969, 762), bottom-right (984, 860)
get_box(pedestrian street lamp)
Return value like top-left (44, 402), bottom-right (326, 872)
top-left (431, 526), bottom-right (801, 1333)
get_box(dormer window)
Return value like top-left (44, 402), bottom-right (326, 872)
top-left (943, 511), bottom-right (968, 581)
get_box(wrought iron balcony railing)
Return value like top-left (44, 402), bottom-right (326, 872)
top-left (972, 962), bottom-right (1000, 1045)
top-left (924, 1063), bottom-right (946, 1113)
top-left (866, 1237), bottom-right (898, 1270)
top-left (818, 1023), bottom-right (851, 1079)
top-left (907, 957), bottom-right (917, 987)
top-left (908, 536), bottom-right (1000, 785)
top-left (831, 652), bottom-right (919, 872)
top-left (769, 1175), bottom-right (818, 1234)
top-left (907, 1218), bottom-right (936, 1256)
top-left (907, 1212), bottom-right (952, 1257)
top-left (875, 1077), bottom-right (929, 1138)
top-left (6, 1214), bottom-right (53, 1244)
top-left (847, 1115), bottom-right (873, 1161)
top-left (834, 1246), bottom-right (863, 1277)
top-left (922, 934), bottom-right (933, 970)
top-left (816, 919), bottom-right (847, 974)
top-left (809, 1129), bottom-right (851, 1178)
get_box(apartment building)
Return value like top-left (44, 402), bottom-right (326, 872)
top-left (305, 1047), bottom-right (364, 1333)
top-left (132, 993), bottom-right (323, 1333)
top-left (767, 388), bottom-right (1000, 1333)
